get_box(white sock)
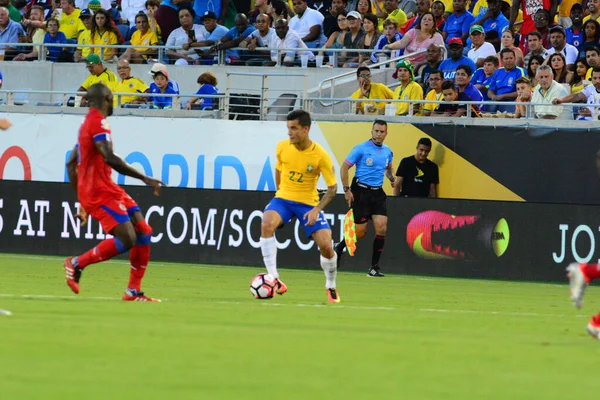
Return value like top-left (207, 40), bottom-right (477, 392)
top-left (260, 236), bottom-right (279, 279)
top-left (320, 253), bottom-right (337, 289)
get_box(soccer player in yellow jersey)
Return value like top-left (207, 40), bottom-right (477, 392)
top-left (260, 110), bottom-right (341, 303)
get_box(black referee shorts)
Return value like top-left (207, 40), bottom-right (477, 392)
top-left (351, 185), bottom-right (387, 224)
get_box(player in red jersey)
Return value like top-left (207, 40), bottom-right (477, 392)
top-left (568, 149), bottom-right (600, 338)
top-left (64, 83), bottom-right (165, 302)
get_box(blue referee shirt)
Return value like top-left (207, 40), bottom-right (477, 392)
top-left (344, 139), bottom-right (393, 187)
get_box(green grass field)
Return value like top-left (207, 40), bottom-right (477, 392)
top-left (1, 253), bottom-right (599, 399)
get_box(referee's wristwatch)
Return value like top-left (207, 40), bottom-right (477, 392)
top-left (343, 186), bottom-right (351, 192)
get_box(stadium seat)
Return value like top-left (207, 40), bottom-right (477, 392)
top-left (267, 94), bottom-right (298, 121)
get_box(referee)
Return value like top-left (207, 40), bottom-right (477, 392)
top-left (334, 120), bottom-right (395, 277)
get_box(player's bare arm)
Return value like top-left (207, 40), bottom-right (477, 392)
top-left (275, 168), bottom-right (281, 190)
top-left (393, 176), bottom-right (403, 196)
top-left (340, 163), bottom-right (353, 208)
top-left (385, 163), bottom-right (396, 188)
top-left (304, 183), bottom-right (338, 226)
top-left (95, 139), bottom-right (166, 195)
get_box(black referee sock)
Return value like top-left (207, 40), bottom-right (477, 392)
top-left (371, 235), bottom-right (385, 268)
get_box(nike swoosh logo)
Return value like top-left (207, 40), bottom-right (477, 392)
top-left (412, 233), bottom-right (453, 260)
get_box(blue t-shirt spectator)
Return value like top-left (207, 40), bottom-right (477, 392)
top-left (566, 27), bottom-right (584, 48)
top-left (467, 13), bottom-right (508, 47)
top-left (0, 19), bottom-right (24, 50)
top-left (196, 83), bottom-right (219, 109)
top-left (224, 26), bottom-right (255, 60)
top-left (488, 66), bottom-right (526, 96)
top-left (439, 56), bottom-right (477, 80)
top-left (371, 32), bottom-right (403, 63)
top-left (443, 11), bottom-right (475, 44)
top-left (44, 31), bottom-right (67, 61)
top-left (149, 79), bottom-right (180, 109)
top-left (472, 67), bottom-right (494, 101)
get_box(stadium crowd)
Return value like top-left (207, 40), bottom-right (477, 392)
top-left (0, 0), bottom-right (599, 116)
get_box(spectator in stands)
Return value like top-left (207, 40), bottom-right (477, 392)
top-left (398, 0), bottom-right (416, 18)
top-left (77, 53), bottom-right (118, 105)
top-left (148, 62), bottom-right (179, 109)
top-left (469, 0), bottom-right (506, 49)
top-left (0, 0), bottom-right (21, 22)
top-left (357, 13), bottom-right (381, 65)
top-left (498, 29), bottom-right (523, 66)
top-left (442, 0), bottom-right (473, 45)
top-left (192, 0), bottom-right (227, 26)
top-left (467, 24), bottom-right (496, 68)
top-left (370, 18), bottom-right (401, 65)
top-left (522, 31), bottom-right (548, 69)
top-left (585, 47), bottom-right (600, 79)
top-left (513, 76), bottom-right (531, 118)
top-left (439, 37), bottom-right (476, 80)
top-left (350, 65), bottom-right (394, 114)
top-left (145, 0), bottom-right (161, 42)
top-left (431, 0), bottom-right (446, 30)
top-left (546, 24), bottom-right (578, 67)
top-left (566, 4), bottom-right (584, 48)
top-left (354, 0), bottom-right (371, 19)
top-left (579, 20), bottom-right (600, 59)
top-left (185, 71), bottom-right (219, 110)
top-left (321, 9), bottom-right (347, 53)
top-left (114, 59), bottom-right (149, 106)
top-left (120, 0), bottom-right (146, 30)
top-left (13, 5), bottom-right (45, 61)
top-left (400, 0), bottom-right (428, 34)
top-left (249, 0), bottom-right (269, 24)
top-left (194, 10), bottom-right (229, 61)
top-left (433, 79), bottom-right (471, 116)
top-left (531, 9), bottom-right (551, 49)
top-left (374, 0), bottom-right (407, 32)
top-left (473, 55), bottom-right (498, 102)
top-left (554, 67), bottom-right (600, 120)
top-left (422, 69), bottom-right (443, 116)
top-left (526, 54), bottom-right (544, 87)
top-left (266, 18), bottom-right (314, 66)
top-left (0, 6), bottom-right (24, 60)
top-left (205, 13), bottom-right (255, 64)
top-left (487, 47), bottom-right (526, 112)
top-left (73, 8), bottom-right (92, 62)
top-left (55, 0), bottom-right (84, 41)
top-left (108, 0), bottom-right (121, 24)
top-left (289, 0), bottom-right (325, 47)
top-left (156, 0), bottom-right (192, 42)
top-left (584, 0), bottom-right (600, 24)
top-left (508, 0), bottom-right (557, 51)
top-left (241, 12), bottom-right (275, 65)
top-left (392, 59), bottom-right (423, 115)
top-left (267, 0), bottom-right (292, 28)
top-left (532, 64), bottom-right (571, 119)
top-left (382, 12), bottom-right (443, 70)
top-left (571, 58), bottom-right (589, 94)
top-left (456, 63), bottom-right (483, 104)
top-left (119, 12), bottom-right (158, 63)
top-left (547, 52), bottom-right (572, 84)
top-left (165, 7), bottom-right (206, 65)
top-left (90, 9), bottom-right (119, 61)
top-left (339, 10), bottom-right (364, 67)
top-left (419, 43), bottom-right (442, 93)
top-left (322, 0), bottom-right (347, 38)
top-left (43, 17), bottom-right (67, 61)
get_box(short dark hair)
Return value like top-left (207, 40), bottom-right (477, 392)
top-left (363, 13), bottom-right (378, 28)
top-left (418, 138), bottom-right (432, 148)
top-left (456, 64), bottom-right (472, 76)
top-left (586, 46), bottom-right (600, 56)
top-left (287, 109), bottom-right (311, 127)
top-left (484, 55), bottom-right (499, 67)
top-left (356, 66), bottom-right (370, 77)
top-left (500, 47), bottom-right (515, 58)
top-left (432, 0), bottom-right (445, 10)
top-left (593, 66), bottom-right (600, 75)
top-left (373, 119), bottom-right (387, 127)
top-left (429, 69), bottom-right (442, 79)
top-left (179, 5), bottom-right (195, 18)
top-left (527, 31), bottom-right (542, 40)
top-left (441, 80), bottom-right (456, 91)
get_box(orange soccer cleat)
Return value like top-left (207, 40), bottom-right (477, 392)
top-left (327, 288), bottom-right (341, 303)
top-left (122, 290), bottom-right (161, 302)
top-left (64, 257), bottom-right (82, 294)
top-left (275, 279), bottom-right (288, 295)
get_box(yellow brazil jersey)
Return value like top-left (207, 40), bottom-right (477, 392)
top-left (81, 68), bottom-right (118, 91)
top-left (351, 82), bottom-right (395, 114)
top-left (131, 29), bottom-right (159, 55)
top-left (275, 140), bottom-right (337, 206)
top-left (90, 30), bottom-right (118, 60)
top-left (583, 14), bottom-right (600, 23)
top-left (424, 89), bottom-right (443, 113)
top-left (377, 7), bottom-right (408, 32)
top-left (393, 81), bottom-right (423, 115)
top-left (586, 67), bottom-right (594, 80)
top-left (77, 29), bottom-right (92, 58)
top-left (60, 9), bottom-right (85, 39)
top-left (114, 77), bottom-right (149, 105)
top-left (559, 0), bottom-right (582, 17)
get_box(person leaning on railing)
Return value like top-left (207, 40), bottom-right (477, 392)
top-left (13, 5), bottom-right (45, 61)
top-left (114, 59), bottom-right (149, 107)
top-left (513, 76), bottom-right (532, 119)
top-left (531, 64), bottom-right (572, 120)
top-left (422, 69), bottom-right (443, 116)
top-left (165, 7), bottom-right (207, 65)
top-left (119, 12), bottom-right (159, 63)
top-left (0, 6), bottom-right (25, 60)
top-left (77, 54), bottom-right (118, 106)
top-left (350, 65), bottom-right (394, 114)
top-left (147, 63), bottom-right (179, 109)
top-left (239, 12), bottom-right (275, 66)
top-left (553, 67), bottom-right (600, 120)
top-left (185, 71), bottom-right (219, 110)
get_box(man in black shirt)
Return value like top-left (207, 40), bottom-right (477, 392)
top-left (394, 138), bottom-right (439, 197)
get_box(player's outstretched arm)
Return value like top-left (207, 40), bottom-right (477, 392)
top-left (95, 139), bottom-right (166, 195)
top-left (304, 183), bottom-right (338, 226)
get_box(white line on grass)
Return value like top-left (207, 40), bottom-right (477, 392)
top-left (0, 293), bottom-right (169, 302)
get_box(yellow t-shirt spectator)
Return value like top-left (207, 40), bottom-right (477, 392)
top-left (424, 89), bottom-right (443, 114)
top-left (60, 9), bottom-right (85, 39)
top-left (393, 81), bottom-right (423, 115)
top-left (559, 0), bottom-right (582, 17)
top-left (81, 68), bottom-right (118, 91)
top-left (350, 82), bottom-right (395, 114)
top-left (77, 29), bottom-right (92, 59)
top-left (114, 77), bottom-right (149, 105)
top-left (439, 0), bottom-right (453, 14)
top-left (90, 30), bottom-right (118, 60)
top-left (583, 14), bottom-right (600, 23)
top-left (377, 6), bottom-right (407, 32)
top-left (131, 29), bottom-right (159, 56)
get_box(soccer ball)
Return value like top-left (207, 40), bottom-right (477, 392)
top-left (250, 273), bottom-right (276, 299)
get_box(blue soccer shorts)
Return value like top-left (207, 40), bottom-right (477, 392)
top-left (264, 197), bottom-right (331, 238)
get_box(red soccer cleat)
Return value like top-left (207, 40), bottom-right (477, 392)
top-left (122, 291), bottom-right (161, 302)
top-left (587, 315), bottom-right (600, 340)
top-left (327, 288), bottom-right (341, 303)
top-left (64, 257), bottom-right (82, 294)
top-left (275, 279), bottom-right (288, 295)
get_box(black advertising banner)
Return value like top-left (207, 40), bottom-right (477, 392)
top-left (1, 180), bottom-right (599, 282)
top-left (418, 124), bottom-right (600, 205)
